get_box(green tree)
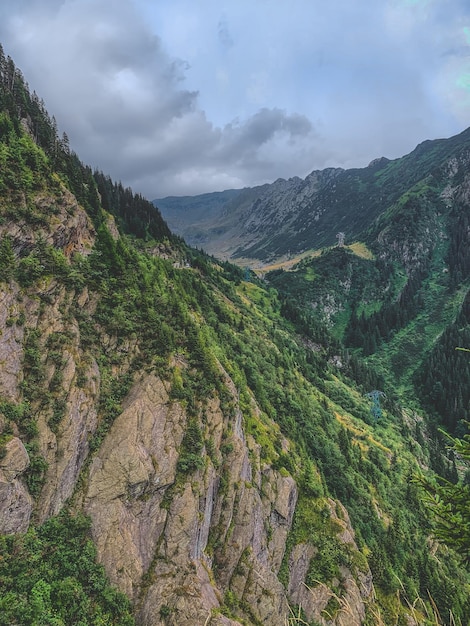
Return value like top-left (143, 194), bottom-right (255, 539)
top-left (419, 432), bottom-right (470, 564)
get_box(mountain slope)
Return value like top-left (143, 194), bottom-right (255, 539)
top-left (155, 128), bottom-right (470, 264)
top-left (153, 188), bottom-right (243, 249)
top-left (266, 138), bottom-right (470, 431)
top-left (1, 44), bottom-right (470, 626)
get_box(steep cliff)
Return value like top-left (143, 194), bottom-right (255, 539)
top-left (0, 238), bottom-right (375, 625)
top-left (0, 158), bottom-right (377, 624)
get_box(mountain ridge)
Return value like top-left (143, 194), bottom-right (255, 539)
top-left (154, 125), bottom-right (470, 264)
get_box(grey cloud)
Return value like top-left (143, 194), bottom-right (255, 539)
top-left (282, 114), bottom-right (313, 137)
top-left (1, 0), bottom-right (467, 199)
top-left (222, 109), bottom-right (314, 154)
top-left (0, 0), bottom-right (323, 197)
top-left (218, 19), bottom-right (234, 49)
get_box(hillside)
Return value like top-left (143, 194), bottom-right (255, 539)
top-left (266, 142), bottom-right (470, 432)
top-left (154, 129), bottom-right (470, 265)
top-left (1, 45), bottom-right (470, 626)
top-left (153, 189), bottom-right (243, 250)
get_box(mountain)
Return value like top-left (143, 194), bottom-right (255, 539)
top-left (1, 44), bottom-right (470, 626)
top-left (153, 189), bottom-right (243, 250)
top-left (157, 122), bottom-right (470, 435)
top-left (154, 129), bottom-right (470, 264)
top-left (265, 136), bottom-right (470, 433)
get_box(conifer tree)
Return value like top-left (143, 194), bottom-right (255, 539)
top-left (419, 430), bottom-right (470, 564)
top-left (419, 343), bottom-right (470, 566)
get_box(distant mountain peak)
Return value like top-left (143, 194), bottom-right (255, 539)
top-left (367, 156), bottom-right (390, 168)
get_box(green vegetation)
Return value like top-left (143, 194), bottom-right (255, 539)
top-left (0, 511), bottom-right (134, 625)
top-left (268, 197), bottom-right (469, 430)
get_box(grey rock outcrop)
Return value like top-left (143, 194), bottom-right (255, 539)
top-left (0, 437), bottom-right (32, 533)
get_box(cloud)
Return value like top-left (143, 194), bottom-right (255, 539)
top-left (223, 109), bottom-right (313, 152)
top-left (217, 19), bottom-right (234, 50)
top-left (124, 108), bottom-right (322, 197)
top-left (0, 0), bottom-right (469, 198)
top-left (0, 0), bottom-right (325, 196)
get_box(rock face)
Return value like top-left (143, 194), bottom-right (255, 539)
top-left (0, 286), bottom-right (24, 403)
top-left (82, 373), bottom-right (299, 625)
top-left (0, 437), bottom-right (32, 533)
top-left (84, 375), bottom-right (184, 598)
top-left (287, 500), bottom-right (373, 626)
top-left (0, 277), bottom-right (376, 625)
top-left (0, 188), bottom-right (94, 258)
top-left (38, 350), bottom-right (100, 520)
top-left (0, 288), bottom-right (375, 626)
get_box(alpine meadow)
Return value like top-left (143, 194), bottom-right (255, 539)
top-left (0, 44), bottom-right (470, 626)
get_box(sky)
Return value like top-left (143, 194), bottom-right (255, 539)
top-left (1, 0), bottom-right (470, 199)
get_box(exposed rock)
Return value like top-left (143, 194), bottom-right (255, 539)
top-left (335, 566), bottom-right (367, 626)
top-left (288, 543), bottom-right (317, 612)
top-left (51, 192), bottom-right (95, 257)
top-left (287, 499), bottom-right (373, 626)
top-left (0, 436), bottom-right (30, 480)
top-left (38, 355), bottom-right (100, 519)
top-left (105, 213), bottom-right (120, 240)
top-left (80, 368), bottom-right (302, 626)
top-left (0, 185), bottom-right (382, 626)
top-left (0, 286), bottom-right (24, 402)
top-left (264, 472), bottom-right (298, 572)
top-left (0, 187), bottom-right (94, 258)
top-left (0, 437), bottom-right (32, 533)
top-left (84, 374), bottom-right (185, 597)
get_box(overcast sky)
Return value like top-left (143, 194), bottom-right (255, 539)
top-left (1, 0), bottom-right (470, 198)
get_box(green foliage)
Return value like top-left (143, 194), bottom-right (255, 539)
top-left (2, 41), bottom-right (470, 624)
top-left (159, 604), bottom-right (172, 619)
top-left (0, 112), bottom-right (49, 197)
top-left (16, 241), bottom-right (71, 288)
top-left (306, 534), bottom-right (347, 585)
top-left (0, 46), bottom-right (171, 239)
top-left (94, 171), bottom-right (171, 240)
top-left (23, 446), bottom-right (48, 497)
top-left (0, 511), bottom-right (134, 625)
top-left (88, 370), bottom-right (134, 454)
top-left (177, 419), bottom-right (205, 474)
top-left (415, 291), bottom-right (470, 432)
top-left (21, 329), bottom-right (45, 404)
top-left (17, 254), bottom-right (45, 287)
top-left (418, 431), bottom-right (470, 563)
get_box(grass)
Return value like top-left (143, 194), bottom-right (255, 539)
top-left (250, 249), bottom-right (322, 274)
top-left (249, 242), bottom-right (374, 276)
top-left (285, 578), bottom-right (462, 626)
top-left (346, 242), bottom-right (375, 260)
top-left (368, 278), bottom-right (468, 395)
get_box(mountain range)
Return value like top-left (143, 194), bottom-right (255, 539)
top-left (1, 43), bottom-right (469, 626)
top-left (156, 126), bottom-right (470, 435)
top-left (154, 128), bottom-right (470, 266)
